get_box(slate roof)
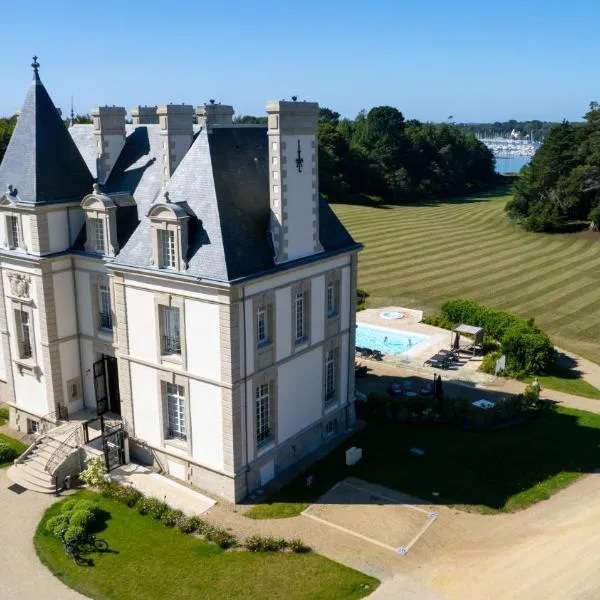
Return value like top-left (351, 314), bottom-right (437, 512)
top-left (3, 72), bottom-right (357, 281)
top-left (112, 126), bottom-right (358, 282)
top-left (0, 73), bottom-right (93, 204)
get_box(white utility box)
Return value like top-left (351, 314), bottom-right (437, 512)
top-left (346, 446), bottom-right (363, 466)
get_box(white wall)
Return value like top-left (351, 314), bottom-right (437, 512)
top-left (341, 265), bottom-right (351, 331)
top-left (282, 133), bottom-right (316, 260)
top-left (59, 339), bottom-right (83, 412)
top-left (53, 270), bottom-right (77, 339)
top-left (80, 339), bottom-right (96, 410)
top-left (130, 362), bottom-right (161, 445)
top-left (21, 215), bottom-right (32, 253)
top-left (189, 380), bottom-right (224, 470)
top-left (277, 347), bottom-right (323, 443)
top-left (275, 287), bottom-right (291, 362)
top-left (340, 332), bottom-right (349, 404)
top-left (47, 211), bottom-right (70, 254)
top-left (126, 287), bottom-right (157, 362)
top-left (75, 271), bottom-right (94, 336)
top-left (185, 299), bottom-right (221, 380)
top-left (311, 274), bottom-right (325, 344)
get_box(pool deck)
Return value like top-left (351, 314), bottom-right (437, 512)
top-left (356, 307), bottom-right (495, 386)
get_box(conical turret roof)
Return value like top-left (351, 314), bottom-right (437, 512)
top-left (0, 59), bottom-right (93, 204)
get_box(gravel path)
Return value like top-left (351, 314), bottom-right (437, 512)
top-left (0, 469), bottom-right (84, 600)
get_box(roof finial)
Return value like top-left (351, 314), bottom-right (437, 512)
top-left (70, 95), bottom-right (75, 127)
top-left (31, 55), bottom-right (40, 79)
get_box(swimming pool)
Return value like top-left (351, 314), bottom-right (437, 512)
top-left (356, 324), bottom-right (427, 356)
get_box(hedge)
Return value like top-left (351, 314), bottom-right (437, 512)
top-left (439, 299), bottom-right (554, 375)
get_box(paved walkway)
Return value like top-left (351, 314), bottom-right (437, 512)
top-left (0, 468), bottom-right (84, 600)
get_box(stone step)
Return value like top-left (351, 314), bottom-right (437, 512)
top-left (24, 453), bottom-right (51, 470)
top-left (7, 466), bottom-right (56, 494)
top-left (18, 461), bottom-right (54, 486)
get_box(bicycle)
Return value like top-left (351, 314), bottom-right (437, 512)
top-left (72, 532), bottom-right (109, 553)
top-left (58, 529), bottom-right (79, 564)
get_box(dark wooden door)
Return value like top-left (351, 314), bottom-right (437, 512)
top-left (94, 359), bottom-right (107, 416)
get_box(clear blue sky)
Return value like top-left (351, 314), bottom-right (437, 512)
top-left (1, 0), bottom-right (597, 123)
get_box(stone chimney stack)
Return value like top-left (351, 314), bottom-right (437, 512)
top-left (131, 105), bottom-right (159, 125)
top-left (157, 104), bottom-right (194, 178)
top-left (266, 99), bottom-right (321, 263)
top-left (91, 106), bottom-right (126, 184)
top-left (196, 101), bottom-right (234, 130)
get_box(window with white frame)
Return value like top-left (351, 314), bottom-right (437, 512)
top-left (325, 349), bottom-right (336, 400)
top-left (295, 292), bottom-right (305, 341)
top-left (166, 382), bottom-right (186, 441)
top-left (255, 383), bottom-right (271, 445)
top-left (257, 306), bottom-right (268, 346)
top-left (158, 229), bottom-right (176, 269)
top-left (7, 215), bottom-right (20, 249)
top-left (93, 218), bottom-right (105, 254)
top-left (160, 306), bottom-right (181, 355)
top-left (98, 283), bottom-right (112, 330)
top-left (15, 309), bottom-right (32, 359)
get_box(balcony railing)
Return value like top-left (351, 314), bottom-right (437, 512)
top-left (162, 335), bottom-right (181, 355)
top-left (99, 311), bottom-right (113, 330)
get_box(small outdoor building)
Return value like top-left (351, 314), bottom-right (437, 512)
top-left (451, 324), bottom-right (484, 356)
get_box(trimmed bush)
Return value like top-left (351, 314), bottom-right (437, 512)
top-left (245, 535), bottom-right (287, 552)
top-left (79, 456), bottom-right (108, 487)
top-left (68, 508), bottom-right (96, 532)
top-left (177, 515), bottom-right (206, 534)
top-left (161, 508), bottom-right (185, 528)
top-left (46, 514), bottom-right (70, 537)
top-left (439, 299), bottom-right (555, 375)
top-left (289, 538), bottom-right (311, 553)
top-left (0, 442), bottom-right (17, 463)
top-left (146, 498), bottom-right (169, 520)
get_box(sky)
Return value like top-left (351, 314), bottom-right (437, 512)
top-left (1, 0), bottom-right (598, 123)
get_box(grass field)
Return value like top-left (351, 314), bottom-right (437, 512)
top-left (332, 190), bottom-right (600, 366)
top-left (246, 406), bottom-right (600, 519)
top-left (35, 492), bottom-right (377, 600)
top-left (0, 433), bottom-right (27, 468)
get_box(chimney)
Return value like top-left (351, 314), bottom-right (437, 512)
top-left (157, 104), bottom-right (194, 177)
top-left (91, 106), bottom-right (126, 184)
top-left (131, 105), bottom-right (158, 125)
top-left (266, 99), bottom-right (321, 263)
top-left (196, 101), bottom-right (234, 130)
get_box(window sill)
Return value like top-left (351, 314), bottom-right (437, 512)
top-left (257, 437), bottom-right (275, 457)
top-left (165, 439), bottom-right (188, 454)
top-left (324, 400), bottom-right (339, 414)
top-left (257, 340), bottom-right (272, 350)
top-left (294, 337), bottom-right (308, 351)
top-left (327, 311), bottom-right (339, 319)
top-left (14, 358), bottom-right (39, 376)
top-left (161, 354), bottom-right (183, 366)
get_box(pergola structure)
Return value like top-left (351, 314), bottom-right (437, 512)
top-left (451, 324), bottom-right (483, 356)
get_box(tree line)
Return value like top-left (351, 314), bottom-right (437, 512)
top-left (2, 107), bottom-right (498, 203)
top-left (457, 119), bottom-right (560, 141)
top-left (506, 102), bottom-right (600, 232)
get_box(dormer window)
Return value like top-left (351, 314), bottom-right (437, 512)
top-left (93, 218), bottom-right (105, 254)
top-left (147, 192), bottom-right (191, 272)
top-left (81, 186), bottom-right (119, 257)
top-left (158, 229), bottom-right (176, 269)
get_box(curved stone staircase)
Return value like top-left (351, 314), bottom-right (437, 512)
top-left (7, 422), bottom-right (83, 494)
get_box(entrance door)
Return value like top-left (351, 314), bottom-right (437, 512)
top-left (102, 426), bottom-right (125, 471)
top-left (94, 355), bottom-right (121, 416)
top-left (105, 356), bottom-right (121, 416)
top-left (94, 359), bottom-right (108, 416)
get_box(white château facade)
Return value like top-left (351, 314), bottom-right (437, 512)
top-left (0, 60), bottom-right (360, 501)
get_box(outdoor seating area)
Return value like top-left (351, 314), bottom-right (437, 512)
top-left (387, 376), bottom-right (440, 399)
top-left (356, 346), bottom-right (384, 361)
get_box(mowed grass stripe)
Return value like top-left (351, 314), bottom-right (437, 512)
top-left (362, 234), bottom-right (576, 294)
top-left (332, 195), bottom-right (600, 365)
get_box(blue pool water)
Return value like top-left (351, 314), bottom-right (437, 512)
top-left (356, 325), bottom-right (427, 356)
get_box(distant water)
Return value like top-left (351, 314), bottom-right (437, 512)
top-left (495, 155), bottom-right (531, 174)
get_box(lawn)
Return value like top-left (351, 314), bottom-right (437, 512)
top-left (332, 191), bottom-right (600, 369)
top-left (35, 492), bottom-right (377, 600)
top-left (246, 406), bottom-right (600, 519)
top-left (0, 433), bottom-right (27, 467)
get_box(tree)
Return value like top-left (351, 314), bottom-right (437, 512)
top-left (0, 116), bottom-right (17, 163)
